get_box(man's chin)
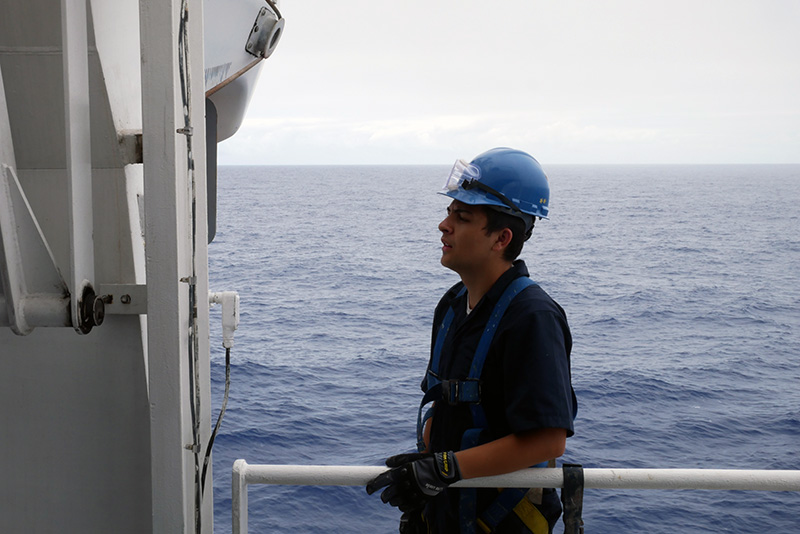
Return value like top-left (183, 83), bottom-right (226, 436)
top-left (440, 256), bottom-right (457, 272)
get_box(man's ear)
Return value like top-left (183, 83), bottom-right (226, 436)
top-left (493, 228), bottom-right (513, 251)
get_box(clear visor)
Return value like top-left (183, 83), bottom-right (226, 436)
top-left (441, 159), bottom-right (481, 192)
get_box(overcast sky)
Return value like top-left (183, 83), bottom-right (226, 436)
top-left (217, 0), bottom-right (800, 165)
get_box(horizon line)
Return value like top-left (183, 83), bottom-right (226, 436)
top-left (217, 162), bottom-right (800, 167)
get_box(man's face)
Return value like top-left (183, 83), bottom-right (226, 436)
top-left (438, 200), bottom-right (497, 275)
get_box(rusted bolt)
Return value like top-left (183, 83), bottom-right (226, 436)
top-left (92, 297), bottom-right (105, 326)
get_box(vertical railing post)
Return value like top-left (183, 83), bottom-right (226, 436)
top-left (60, 0), bottom-right (96, 334)
top-left (232, 460), bottom-right (249, 534)
top-left (140, 0), bottom-right (210, 531)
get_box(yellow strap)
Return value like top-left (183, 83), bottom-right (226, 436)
top-left (477, 460), bottom-right (557, 533)
top-left (512, 495), bottom-right (550, 534)
top-left (477, 518), bottom-right (492, 533)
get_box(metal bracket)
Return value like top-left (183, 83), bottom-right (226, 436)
top-left (0, 164), bottom-right (72, 334)
top-left (96, 284), bottom-right (148, 315)
top-left (1, 63), bottom-right (75, 335)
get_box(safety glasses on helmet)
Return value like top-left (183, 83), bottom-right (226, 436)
top-left (441, 159), bottom-right (522, 215)
top-left (441, 159), bottom-right (481, 192)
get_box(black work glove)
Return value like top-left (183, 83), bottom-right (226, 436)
top-left (398, 509), bottom-right (427, 534)
top-left (366, 451), bottom-right (462, 512)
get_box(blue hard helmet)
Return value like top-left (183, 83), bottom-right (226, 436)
top-left (439, 148), bottom-right (550, 232)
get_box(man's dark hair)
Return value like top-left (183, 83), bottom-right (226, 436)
top-left (482, 206), bottom-right (534, 261)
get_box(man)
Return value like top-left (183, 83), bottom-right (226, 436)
top-left (367, 148), bottom-right (577, 534)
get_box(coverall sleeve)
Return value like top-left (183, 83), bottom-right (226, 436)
top-left (501, 309), bottom-right (575, 437)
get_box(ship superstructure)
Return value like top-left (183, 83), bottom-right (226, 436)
top-left (0, 1), bottom-right (281, 531)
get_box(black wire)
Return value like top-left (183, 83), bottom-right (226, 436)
top-left (177, 2), bottom-right (202, 531)
top-left (201, 346), bottom-right (231, 496)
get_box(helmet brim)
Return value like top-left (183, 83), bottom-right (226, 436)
top-left (438, 188), bottom-right (509, 209)
top-left (438, 189), bottom-right (549, 220)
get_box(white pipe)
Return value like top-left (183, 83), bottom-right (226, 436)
top-left (236, 462), bottom-right (800, 492)
top-left (21, 294), bottom-right (72, 327)
top-left (231, 461), bottom-right (800, 533)
top-left (576, 468), bottom-right (800, 491)
top-left (241, 463), bottom-right (387, 487)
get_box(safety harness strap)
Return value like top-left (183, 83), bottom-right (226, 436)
top-left (466, 276), bottom-right (535, 431)
top-left (429, 293), bottom-right (460, 389)
top-left (468, 277), bottom-right (535, 380)
top-left (476, 488), bottom-right (527, 531)
top-left (417, 279), bottom-right (533, 452)
top-left (457, 277), bottom-right (536, 533)
top-left (419, 276), bottom-right (541, 533)
top-left (417, 287), bottom-right (467, 451)
top-left (416, 386), bottom-right (440, 452)
top-left (458, 428), bottom-right (487, 533)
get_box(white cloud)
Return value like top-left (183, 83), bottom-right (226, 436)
top-left (219, 114), bottom-right (692, 165)
top-left (220, 0), bottom-right (800, 164)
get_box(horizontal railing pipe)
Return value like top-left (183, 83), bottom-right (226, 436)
top-left (232, 461), bottom-right (800, 534)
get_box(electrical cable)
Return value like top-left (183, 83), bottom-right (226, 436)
top-left (201, 347), bottom-right (231, 496)
top-left (177, 1), bottom-right (202, 531)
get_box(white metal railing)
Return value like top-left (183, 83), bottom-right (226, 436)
top-left (231, 460), bottom-right (800, 534)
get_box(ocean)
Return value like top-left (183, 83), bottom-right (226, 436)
top-left (208, 164), bottom-right (800, 533)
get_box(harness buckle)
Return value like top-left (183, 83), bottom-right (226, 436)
top-left (442, 379), bottom-right (481, 405)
